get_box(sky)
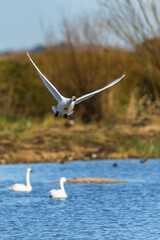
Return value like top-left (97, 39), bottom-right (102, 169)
top-left (0, 0), bottom-right (100, 52)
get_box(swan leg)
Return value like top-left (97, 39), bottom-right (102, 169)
top-left (55, 111), bottom-right (59, 117)
top-left (64, 114), bottom-right (68, 119)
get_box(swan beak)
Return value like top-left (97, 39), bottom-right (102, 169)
top-left (30, 169), bottom-right (32, 172)
top-left (72, 96), bottom-right (76, 101)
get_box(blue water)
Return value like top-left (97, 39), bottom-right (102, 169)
top-left (0, 159), bottom-right (160, 240)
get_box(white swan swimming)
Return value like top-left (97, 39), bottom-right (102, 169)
top-left (50, 177), bottom-right (68, 198)
top-left (27, 52), bottom-right (125, 118)
top-left (8, 168), bottom-right (32, 192)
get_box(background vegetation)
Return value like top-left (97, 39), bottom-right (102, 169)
top-left (1, 0), bottom-right (160, 124)
top-left (0, 0), bottom-right (160, 163)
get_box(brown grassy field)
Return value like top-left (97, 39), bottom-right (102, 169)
top-left (0, 46), bottom-right (160, 164)
top-left (0, 115), bottom-right (160, 164)
top-left (0, 47), bottom-right (158, 123)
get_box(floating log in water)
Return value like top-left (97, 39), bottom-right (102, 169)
top-left (53, 177), bottom-right (128, 183)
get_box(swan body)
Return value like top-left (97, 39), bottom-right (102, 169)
top-left (50, 177), bottom-right (68, 198)
top-left (27, 52), bottom-right (125, 118)
top-left (8, 168), bottom-right (32, 192)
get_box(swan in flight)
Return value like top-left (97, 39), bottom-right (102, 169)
top-left (50, 177), bottom-right (68, 198)
top-left (8, 168), bottom-right (32, 192)
top-left (27, 52), bottom-right (125, 118)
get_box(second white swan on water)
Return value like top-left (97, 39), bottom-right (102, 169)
top-left (8, 168), bottom-right (32, 192)
top-left (50, 177), bottom-right (68, 198)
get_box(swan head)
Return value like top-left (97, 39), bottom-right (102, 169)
top-left (71, 96), bottom-right (76, 102)
top-left (60, 177), bottom-right (67, 183)
top-left (27, 168), bottom-right (32, 173)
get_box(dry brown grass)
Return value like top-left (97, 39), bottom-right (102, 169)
top-left (0, 117), bottom-right (160, 164)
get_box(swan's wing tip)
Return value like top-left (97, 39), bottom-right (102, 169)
top-left (26, 52), bottom-right (30, 58)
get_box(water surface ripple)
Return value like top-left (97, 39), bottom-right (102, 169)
top-left (0, 159), bottom-right (160, 240)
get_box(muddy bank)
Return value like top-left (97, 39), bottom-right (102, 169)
top-left (53, 178), bottom-right (128, 183)
top-left (0, 122), bottom-right (160, 164)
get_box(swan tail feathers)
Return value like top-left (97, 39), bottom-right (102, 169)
top-left (52, 106), bottom-right (57, 114)
top-left (67, 111), bottom-right (74, 116)
top-left (52, 106), bottom-right (74, 116)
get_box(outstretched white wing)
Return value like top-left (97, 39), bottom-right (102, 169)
top-left (27, 52), bottom-right (62, 103)
top-left (75, 74), bottom-right (125, 105)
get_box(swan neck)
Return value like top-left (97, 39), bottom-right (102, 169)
top-left (60, 180), bottom-right (65, 193)
top-left (26, 172), bottom-right (31, 187)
